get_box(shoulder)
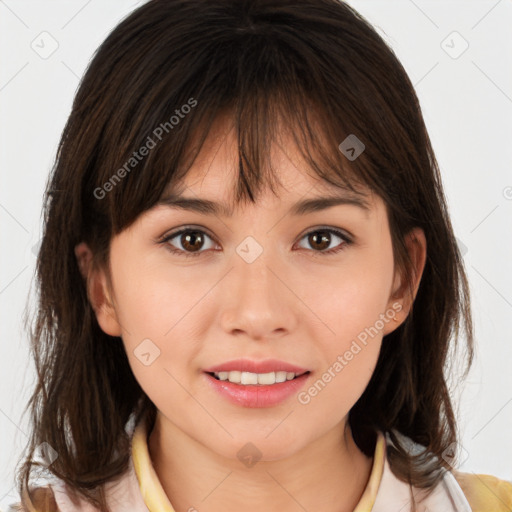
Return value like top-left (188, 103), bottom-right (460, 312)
top-left (7, 485), bottom-right (60, 512)
top-left (453, 470), bottom-right (512, 512)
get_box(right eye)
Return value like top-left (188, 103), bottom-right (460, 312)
top-left (160, 227), bottom-right (218, 258)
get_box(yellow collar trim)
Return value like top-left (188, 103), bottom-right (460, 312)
top-left (132, 413), bottom-right (176, 512)
top-left (353, 432), bottom-right (386, 512)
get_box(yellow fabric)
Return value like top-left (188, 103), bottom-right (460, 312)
top-left (131, 413), bottom-right (176, 512)
top-left (352, 432), bottom-right (386, 512)
top-left (454, 470), bottom-right (512, 512)
top-left (131, 413), bottom-right (512, 512)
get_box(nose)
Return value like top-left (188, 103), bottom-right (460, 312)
top-left (219, 243), bottom-right (299, 341)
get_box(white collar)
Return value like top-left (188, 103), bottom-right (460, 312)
top-left (369, 435), bottom-right (472, 512)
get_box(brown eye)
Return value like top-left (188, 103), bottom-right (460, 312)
top-left (180, 231), bottom-right (205, 252)
top-left (162, 228), bottom-right (216, 257)
top-left (297, 228), bottom-right (352, 255)
top-left (307, 230), bottom-right (332, 251)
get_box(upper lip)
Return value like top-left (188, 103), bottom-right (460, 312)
top-left (203, 358), bottom-right (309, 375)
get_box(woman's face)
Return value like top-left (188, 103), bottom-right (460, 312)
top-left (83, 116), bottom-right (425, 462)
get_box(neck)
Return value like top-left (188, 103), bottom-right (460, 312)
top-left (147, 413), bottom-right (374, 512)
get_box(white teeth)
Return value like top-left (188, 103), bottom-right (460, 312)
top-left (241, 371), bottom-right (258, 385)
top-left (275, 371), bottom-right (287, 383)
top-left (257, 372), bottom-right (275, 385)
top-left (213, 370), bottom-right (301, 385)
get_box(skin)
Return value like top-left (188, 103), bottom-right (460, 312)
top-left (75, 115), bottom-right (426, 512)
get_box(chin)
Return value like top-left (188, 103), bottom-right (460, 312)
top-left (215, 432), bottom-right (308, 465)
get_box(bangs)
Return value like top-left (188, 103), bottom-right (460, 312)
top-left (128, 89), bottom-right (373, 221)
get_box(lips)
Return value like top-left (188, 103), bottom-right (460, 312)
top-left (204, 369), bottom-right (311, 407)
top-left (203, 358), bottom-right (309, 375)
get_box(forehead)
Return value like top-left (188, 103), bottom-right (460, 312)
top-left (162, 111), bottom-right (376, 215)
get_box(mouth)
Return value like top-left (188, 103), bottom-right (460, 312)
top-left (205, 370), bottom-right (310, 386)
top-left (203, 365), bottom-right (312, 407)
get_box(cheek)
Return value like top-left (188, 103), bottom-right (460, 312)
top-left (302, 245), bottom-right (394, 345)
top-left (298, 240), bottom-right (394, 402)
top-left (297, 263), bottom-right (391, 415)
top-left (108, 248), bottom-right (213, 401)
top-left (112, 252), bottom-right (207, 341)
top-left (110, 256), bottom-right (205, 415)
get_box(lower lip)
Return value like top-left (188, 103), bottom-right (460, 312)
top-left (204, 372), bottom-right (311, 408)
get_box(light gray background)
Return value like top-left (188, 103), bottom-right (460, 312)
top-left (1, 0), bottom-right (511, 508)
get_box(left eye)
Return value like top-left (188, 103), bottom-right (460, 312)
top-left (160, 227), bottom-right (352, 258)
top-left (296, 228), bottom-right (351, 254)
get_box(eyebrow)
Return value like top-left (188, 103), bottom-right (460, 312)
top-left (156, 193), bottom-right (371, 217)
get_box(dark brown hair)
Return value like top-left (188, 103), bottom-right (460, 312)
top-left (16, 0), bottom-right (473, 510)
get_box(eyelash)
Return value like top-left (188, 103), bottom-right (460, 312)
top-left (158, 226), bottom-right (353, 259)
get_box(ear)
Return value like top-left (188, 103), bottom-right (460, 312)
top-left (383, 227), bottom-right (427, 335)
top-left (74, 241), bottom-right (122, 337)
